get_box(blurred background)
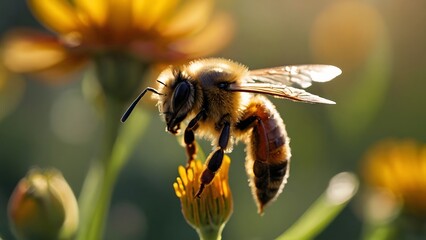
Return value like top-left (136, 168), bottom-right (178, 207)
top-left (1, 0), bottom-right (426, 239)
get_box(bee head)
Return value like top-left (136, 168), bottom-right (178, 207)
top-left (157, 69), bottom-right (195, 135)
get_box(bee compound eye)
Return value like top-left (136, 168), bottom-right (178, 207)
top-left (217, 82), bottom-right (229, 89)
top-left (171, 81), bottom-right (191, 112)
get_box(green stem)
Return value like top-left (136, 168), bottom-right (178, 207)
top-left (77, 52), bottom-right (150, 240)
top-left (76, 97), bottom-right (124, 240)
top-left (77, 101), bottom-right (150, 240)
top-left (361, 221), bottom-right (396, 240)
top-left (197, 225), bottom-right (225, 240)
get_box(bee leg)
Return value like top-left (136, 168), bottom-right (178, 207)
top-left (236, 116), bottom-right (269, 161)
top-left (184, 128), bottom-right (197, 164)
top-left (184, 110), bottom-right (206, 164)
top-left (195, 121), bottom-right (230, 198)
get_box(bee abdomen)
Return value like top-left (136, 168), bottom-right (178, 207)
top-left (253, 160), bottom-right (288, 205)
top-left (239, 95), bottom-right (291, 214)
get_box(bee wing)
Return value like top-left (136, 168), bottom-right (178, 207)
top-left (228, 83), bottom-right (336, 104)
top-left (248, 65), bottom-right (342, 88)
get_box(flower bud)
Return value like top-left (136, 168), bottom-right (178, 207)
top-left (174, 156), bottom-right (233, 240)
top-left (8, 168), bottom-right (79, 240)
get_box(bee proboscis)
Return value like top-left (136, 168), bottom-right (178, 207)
top-left (121, 58), bottom-right (341, 213)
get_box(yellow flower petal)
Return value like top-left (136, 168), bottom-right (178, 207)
top-left (173, 182), bottom-right (183, 198)
top-left (363, 139), bottom-right (426, 216)
top-left (75, 0), bottom-right (107, 27)
top-left (178, 166), bottom-right (188, 186)
top-left (2, 31), bottom-right (68, 72)
top-left (172, 13), bottom-right (234, 57)
top-left (28, 0), bottom-right (80, 34)
top-left (160, 0), bottom-right (213, 38)
top-left (1, 30), bottom-right (87, 83)
top-left (105, 0), bottom-right (134, 41)
top-left (6, 0), bottom-right (234, 83)
top-left (222, 179), bottom-right (229, 197)
top-left (187, 168), bottom-right (194, 182)
top-left (131, 0), bottom-right (149, 28)
top-left (134, 0), bottom-right (180, 30)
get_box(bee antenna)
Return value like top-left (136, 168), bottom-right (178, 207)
top-left (121, 87), bottom-right (162, 123)
top-left (156, 80), bottom-right (167, 86)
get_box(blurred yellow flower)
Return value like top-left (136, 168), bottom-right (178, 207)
top-left (8, 168), bottom-right (79, 240)
top-left (174, 156), bottom-right (232, 240)
top-left (1, 0), bottom-right (233, 81)
top-left (363, 139), bottom-right (426, 217)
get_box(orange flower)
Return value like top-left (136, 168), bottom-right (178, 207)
top-left (174, 156), bottom-right (232, 240)
top-left (363, 139), bottom-right (426, 217)
top-left (1, 0), bottom-right (233, 81)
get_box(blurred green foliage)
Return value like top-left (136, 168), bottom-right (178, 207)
top-left (1, 0), bottom-right (426, 239)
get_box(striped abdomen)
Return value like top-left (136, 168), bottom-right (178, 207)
top-left (237, 95), bottom-right (291, 214)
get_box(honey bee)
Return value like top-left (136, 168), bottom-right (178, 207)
top-left (121, 58), bottom-right (341, 213)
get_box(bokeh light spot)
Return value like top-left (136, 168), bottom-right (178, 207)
top-left (50, 89), bottom-right (97, 144)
